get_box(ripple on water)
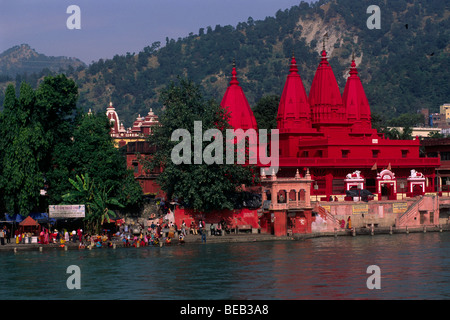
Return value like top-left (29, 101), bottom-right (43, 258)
top-left (1, 232), bottom-right (449, 299)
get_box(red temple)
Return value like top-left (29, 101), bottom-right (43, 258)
top-left (273, 49), bottom-right (439, 201)
top-left (220, 61), bottom-right (258, 132)
top-left (108, 48), bottom-right (440, 235)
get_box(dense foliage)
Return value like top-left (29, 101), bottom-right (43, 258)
top-left (62, 174), bottom-right (125, 233)
top-left (75, 0), bottom-right (448, 127)
top-left (0, 76), bottom-right (142, 230)
top-left (1, 1), bottom-right (447, 129)
top-left (144, 78), bottom-right (259, 212)
top-left (252, 95), bottom-right (280, 130)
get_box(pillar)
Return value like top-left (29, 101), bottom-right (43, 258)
top-left (304, 209), bottom-right (312, 233)
top-left (271, 185), bottom-right (278, 204)
top-left (326, 172), bottom-right (333, 197)
top-left (432, 171), bottom-right (435, 192)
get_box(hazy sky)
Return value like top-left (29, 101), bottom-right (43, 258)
top-left (1, 0), bottom-right (314, 65)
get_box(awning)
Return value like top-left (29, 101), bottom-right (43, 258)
top-left (19, 216), bottom-right (39, 226)
top-left (4, 213), bottom-right (56, 224)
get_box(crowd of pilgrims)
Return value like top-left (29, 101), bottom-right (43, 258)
top-left (2, 217), bottom-right (232, 248)
top-left (9, 227), bottom-right (115, 248)
top-left (119, 218), bottom-right (230, 247)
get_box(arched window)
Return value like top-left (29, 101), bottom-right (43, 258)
top-left (299, 189), bottom-right (306, 201)
top-left (277, 190), bottom-right (287, 203)
top-left (289, 190), bottom-right (296, 201)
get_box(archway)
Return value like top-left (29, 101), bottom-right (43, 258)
top-left (289, 190), bottom-right (296, 201)
top-left (277, 190), bottom-right (287, 203)
top-left (299, 189), bottom-right (306, 201)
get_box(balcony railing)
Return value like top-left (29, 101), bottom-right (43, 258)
top-left (279, 157), bottom-right (439, 167)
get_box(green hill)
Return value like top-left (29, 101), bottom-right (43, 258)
top-left (0, 44), bottom-right (85, 77)
top-left (2, 0), bottom-right (450, 127)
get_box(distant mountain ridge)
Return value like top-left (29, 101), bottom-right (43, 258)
top-left (1, 0), bottom-right (449, 128)
top-left (0, 44), bottom-right (86, 77)
top-left (73, 0), bottom-right (448, 127)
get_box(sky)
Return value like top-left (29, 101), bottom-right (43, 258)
top-left (1, 0), bottom-right (315, 65)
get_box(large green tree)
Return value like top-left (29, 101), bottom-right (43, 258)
top-left (0, 75), bottom-right (142, 218)
top-left (145, 78), bottom-right (258, 212)
top-left (48, 111), bottom-right (143, 212)
top-left (0, 74), bottom-right (79, 216)
top-left (253, 95), bottom-right (280, 130)
top-left (0, 83), bottom-right (47, 215)
top-left (34, 74), bottom-right (79, 173)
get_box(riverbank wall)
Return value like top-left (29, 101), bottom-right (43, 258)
top-left (1, 224), bottom-right (449, 253)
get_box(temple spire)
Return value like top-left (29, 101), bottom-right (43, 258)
top-left (343, 54), bottom-right (373, 130)
top-left (309, 33), bottom-right (346, 129)
top-left (289, 53), bottom-right (299, 74)
top-left (277, 55), bottom-right (312, 132)
top-left (230, 59), bottom-right (239, 85)
top-left (320, 33), bottom-right (329, 65)
top-left (106, 101), bottom-right (120, 134)
top-left (220, 61), bottom-right (258, 131)
top-left (350, 52), bottom-right (358, 76)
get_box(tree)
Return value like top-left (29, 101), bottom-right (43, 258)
top-left (381, 126), bottom-right (413, 140)
top-left (0, 83), bottom-right (47, 216)
top-left (62, 174), bottom-right (124, 233)
top-left (47, 112), bottom-right (143, 211)
top-left (386, 113), bottom-right (425, 128)
top-left (427, 131), bottom-right (445, 139)
top-left (0, 75), bottom-right (79, 216)
top-left (253, 95), bottom-right (280, 130)
top-left (145, 78), bottom-right (258, 212)
top-left (0, 75), bottom-right (142, 218)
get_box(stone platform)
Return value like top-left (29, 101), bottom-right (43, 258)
top-left (1, 224), bottom-right (448, 253)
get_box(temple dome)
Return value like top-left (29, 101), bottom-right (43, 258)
top-left (308, 49), bottom-right (346, 127)
top-left (277, 55), bottom-right (312, 131)
top-left (220, 64), bottom-right (258, 131)
top-left (342, 56), bottom-right (372, 130)
top-left (106, 101), bottom-right (120, 134)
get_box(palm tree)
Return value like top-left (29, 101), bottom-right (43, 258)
top-left (63, 174), bottom-right (124, 233)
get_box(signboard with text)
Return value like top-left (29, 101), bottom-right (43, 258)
top-left (393, 202), bottom-right (408, 214)
top-left (352, 204), bottom-right (368, 215)
top-left (49, 205), bottom-right (85, 218)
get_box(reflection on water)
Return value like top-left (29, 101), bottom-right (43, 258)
top-left (1, 232), bottom-right (449, 300)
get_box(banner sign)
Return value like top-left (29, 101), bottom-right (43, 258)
top-left (352, 204), bottom-right (368, 215)
top-left (393, 202), bottom-right (408, 214)
top-left (49, 205), bottom-right (85, 218)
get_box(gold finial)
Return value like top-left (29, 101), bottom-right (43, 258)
top-left (352, 52), bottom-right (355, 60)
top-left (232, 58), bottom-right (236, 68)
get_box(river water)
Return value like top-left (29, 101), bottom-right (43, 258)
top-left (1, 232), bottom-right (449, 300)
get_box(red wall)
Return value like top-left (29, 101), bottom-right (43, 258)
top-left (174, 207), bottom-right (260, 229)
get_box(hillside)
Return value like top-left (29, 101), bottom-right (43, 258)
top-left (0, 44), bottom-right (86, 77)
top-left (2, 0), bottom-right (449, 127)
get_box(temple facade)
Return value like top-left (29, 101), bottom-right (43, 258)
top-left (108, 48), bottom-right (441, 234)
top-left (106, 102), bottom-right (162, 196)
top-left (220, 49), bottom-right (439, 202)
top-left (106, 102), bottom-right (160, 148)
top-left (214, 48), bottom-right (441, 235)
top-left (278, 51), bottom-right (439, 201)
